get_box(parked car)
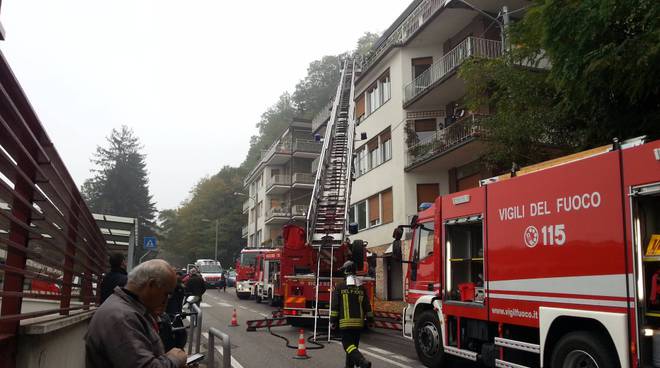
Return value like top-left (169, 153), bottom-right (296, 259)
top-left (227, 271), bottom-right (236, 287)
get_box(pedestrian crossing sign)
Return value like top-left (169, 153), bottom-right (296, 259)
top-left (143, 236), bottom-right (157, 250)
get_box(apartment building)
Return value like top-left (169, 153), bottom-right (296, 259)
top-left (242, 118), bottom-right (322, 248)
top-left (351, 0), bottom-right (530, 300)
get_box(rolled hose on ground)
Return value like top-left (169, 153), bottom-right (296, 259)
top-left (267, 326), bottom-right (341, 350)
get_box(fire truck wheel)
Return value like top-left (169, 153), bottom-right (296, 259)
top-left (550, 331), bottom-right (618, 368)
top-left (413, 310), bottom-right (445, 367)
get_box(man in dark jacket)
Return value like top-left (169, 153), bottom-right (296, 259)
top-left (85, 259), bottom-right (187, 367)
top-left (100, 253), bottom-right (128, 303)
top-left (184, 269), bottom-right (206, 304)
top-left (331, 261), bottom-right (373, 368)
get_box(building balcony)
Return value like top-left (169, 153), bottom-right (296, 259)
top-left (242, 200), bottom-right (250, 214)
top-left (311, 157), bottom-right (320, 174)
top-left (292, 173), bottom-right (315, 189)
top-left (265, 207), bottom-right (290, 224)
top-left (265, 174), bottom-right (291, 195)
top-left (261, 141), bottom-right (291, 166)
top-left (292, 139), bottom-right (322, 158)
top-left (312, 99), bottom-right (333, 133)
top-left (405, 114), bottom-right (485, 172)
top-left (404, 37), bottom-right (502, 109)
top-left (291, 205), bottom-right (308, 220)
top-left (241, 225), bottom-right (248, 238)
top-left (360, 0), bottom-right (446, 76)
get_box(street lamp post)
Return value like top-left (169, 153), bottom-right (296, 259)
top-left (234, 192), bottom-right (258, 247)
top-left (202, 218), bottom-right (219, 262)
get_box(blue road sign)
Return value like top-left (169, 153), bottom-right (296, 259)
top-left (143, 236), bottom-right (157, 250)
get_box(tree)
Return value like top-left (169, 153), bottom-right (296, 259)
top-left (292, 55), bottom-right (343, 117)
top-left (355, 32), bottom-right (381, 57)
top-left (158, 166), bottom-right (246, 266)
top-left (82, 126), bottom-right (156, 221)
top-left (460, 0), bottom-right (660, 168)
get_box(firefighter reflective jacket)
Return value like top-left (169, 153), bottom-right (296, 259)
top-left (330, 284), bottom-right (374, 330)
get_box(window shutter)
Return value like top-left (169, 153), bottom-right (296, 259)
top-left (367, 138), bottom-right (378, 151)
top-left (356, 94), bottom-right (365, 118)
top-left (415, 119), bottom-right (437, 132)
top-left (416, 184), bottom-right (439, 207)
top-left (368, 196), bottom-right (380, 222)
top-left (381, 189), bottom-right (393, 224)
top-left (412, 57), bottom-right (433, 65)
top-left (380, 129), bottom-right (391, 142)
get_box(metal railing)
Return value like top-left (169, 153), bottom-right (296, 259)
top-left (265, 175), bottom-right (291, 190)
top-left (0, 50), bottom-right (108, 364)
top-left (404, 37), bottom-right (502, 103)
top-left (266, 207), bottom-right (290, 220)
top-left (292, 139), bottom-right (322, 154)
top-left (292, 173), bottom-right (315, 185)
top-left (207, 327), bottom-right (231, 368)
top-left (260, 140), bottom-right (291, 161)
top-left (312, 99), bottom-right (334, 133)
top-left (311, 157), bottom-right (320, 174)
top-left (291, 205), bottom-right (307, 217)
top-left (187, 303), bottom-right (203, 355)
top-left (361, 0), bottom-right (445, 74)
top-left (406, 114), bottom-right (482, 168)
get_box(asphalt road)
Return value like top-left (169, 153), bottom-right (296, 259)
top-left (197, 287), bottom-right (426, 368)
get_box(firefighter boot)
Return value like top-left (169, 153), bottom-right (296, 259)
top-left (348, 349), bottom-right (370, 368)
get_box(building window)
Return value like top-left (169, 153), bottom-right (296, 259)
top-left (249, 234), bottom-right (255, 247)
top-left (358, 149), bottom-right (368, 176)
top-left (350, 188), bottom-right (393, 232)
top-left (357, 201), bottom-right (367, 230)
top-left (360, 70), bottom-right (391, 118)
top-left (367, 138), bottom-right (379, 169)
top-left (368, 195), bottom-right (380, 227)
top-left (380, 129), bottom-right (392, 163)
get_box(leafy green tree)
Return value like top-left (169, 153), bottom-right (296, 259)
top-left (292, 55), bottom-right (343, 117)
top-left (355, 32), bottom-right (381, 57)
top-left (460, 0), bottom-right (660, 168)
top-left (158, 166), bottom-right (246, 266)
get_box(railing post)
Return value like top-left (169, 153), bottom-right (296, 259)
top-left (195, 303), bottom-right (202, 353)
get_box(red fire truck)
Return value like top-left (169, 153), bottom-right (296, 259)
top-left (235, 247), bottom-right (273, 299)
top-left (280, 224), bottom-right (375, 326)
top-left (394, 139), bottom-right (660, 367)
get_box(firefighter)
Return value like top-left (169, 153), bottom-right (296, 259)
top-left (331, 260), bottom-right (373, 368)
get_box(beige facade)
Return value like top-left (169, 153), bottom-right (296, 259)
top-left (350, 0), bottom-right (526, 300)
top-left (242, 118), bottom-right (322, 248)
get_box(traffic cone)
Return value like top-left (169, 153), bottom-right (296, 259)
top-left (293, 328), bottom-right (310, 359)
top-left (229, 308), bottom-right (239, 327)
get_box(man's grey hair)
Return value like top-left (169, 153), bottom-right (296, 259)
top-left (128, 259), bottom-right (174, 287)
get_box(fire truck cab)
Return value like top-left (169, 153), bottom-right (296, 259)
top-left (235, 248), bottom-right (273, 299)
top-left (394, 139), bottom-right (660, 367)
top-left (254, 248), bottom-right (282, 306)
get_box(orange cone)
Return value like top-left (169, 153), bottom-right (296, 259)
top-left (229, 308), bottom-right (239, 327)
top-left (293, 328), bottom-right (310, 359)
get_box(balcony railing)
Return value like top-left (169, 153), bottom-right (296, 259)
top-left (292, 173), bottom-right (315, 185)
top-left (242, 200), bottom-right (250, 213)
top-left (405, 114), bottom-right (482, 168)
top-left (311, 157), bottom-right (320, 174)
top-left (261, 141), bottom-right (291, 161)
top-left (241, 225), bottom-right (248, 237)
top-left (291, 205), bottom-right (307, 217)
top-left (266, 175), bottom-right (291, 190)
top-left (266, 207), bottom-right (290, 220)
top-left (312, 99), bottom-right (333, 133)
top-left (404, 37), bottom-right (502, 104)
top-left (361, 0), bottom-right (445, 74)
top-left (292, 139), bottom-right (322, 154)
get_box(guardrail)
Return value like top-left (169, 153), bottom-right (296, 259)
top-left (207, 327), bottom-right (231, 368)
top-left (311, 99), bottom-right (334, 133)
top-left (292, 139), bottom-right (322, 154)
top-left (0, 50), bottom-right (107, 364)
top-left (404, 37), bottom-right (502, 104)
top-left (292, 173), bottom-right (314, 185)
top-left (265, 175), bottom-right (291, 191)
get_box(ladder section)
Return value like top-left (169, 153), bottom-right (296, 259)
top-left (307, 58), bottom-right (356, 246)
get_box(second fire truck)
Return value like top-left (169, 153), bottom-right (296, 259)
top-left (392, 138), bottom-right (659, 367)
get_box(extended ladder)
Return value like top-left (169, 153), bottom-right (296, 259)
top-left (307, 58), bottom-right (358, 340)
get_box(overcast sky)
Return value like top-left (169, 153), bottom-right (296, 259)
top-left (1, 1), bottom-right (408, 210)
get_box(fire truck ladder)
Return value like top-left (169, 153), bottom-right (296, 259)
top-left (307, 57), bottom-right (358, 341)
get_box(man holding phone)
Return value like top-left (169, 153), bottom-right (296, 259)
top-left (86, 259), bottom-right (188, 367)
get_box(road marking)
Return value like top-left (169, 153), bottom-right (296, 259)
top-left (217, 302), bottom-right (233, 307)
top-left (258, 312), bottom-right (269, 317)
top-left (200, 302), bottom-right (212, 308)
top-left (202, 332), bottom-right (245, 368)
top-left (332, 341), bottom-right (422, 368)
top-left (364, 346), bottom-right (391, 355)
top-left (239, 305), bottom-right (248, 310)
